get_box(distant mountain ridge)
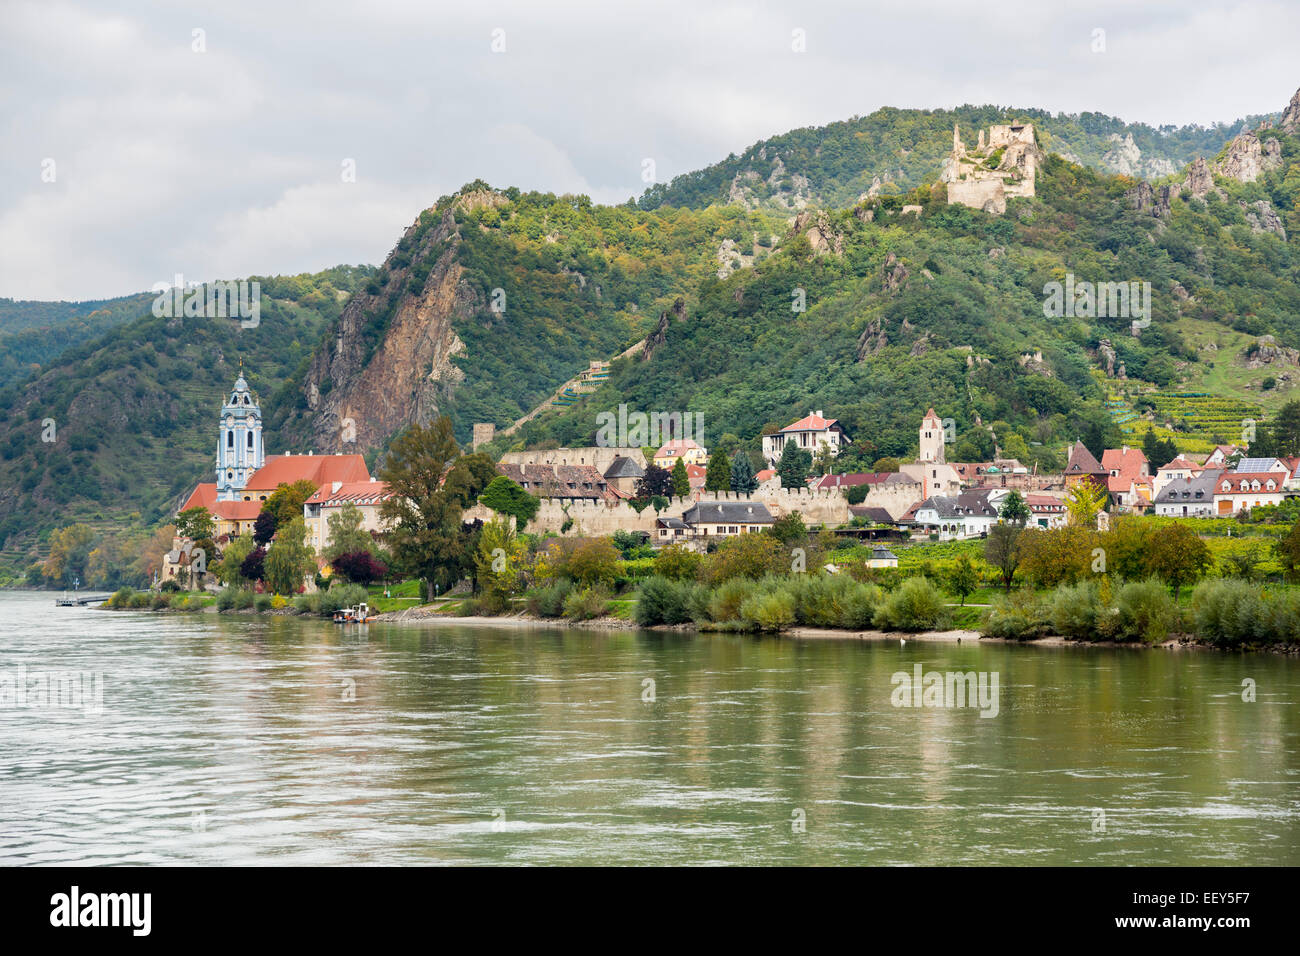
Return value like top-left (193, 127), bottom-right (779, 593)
top-left (637, 104), bottom-right (1277, 212)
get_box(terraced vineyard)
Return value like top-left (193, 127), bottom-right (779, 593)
top-left (1146, 392), bottom-right (1262, 452)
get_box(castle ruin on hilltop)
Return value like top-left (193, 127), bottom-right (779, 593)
top-left (941, 123), bottom-right (1041, 214)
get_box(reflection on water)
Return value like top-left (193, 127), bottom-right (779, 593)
top-left (0, 591), bottom-right (1297, 865)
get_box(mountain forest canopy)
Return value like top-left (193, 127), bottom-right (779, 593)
top-left (3, 87), bottom-right (1300, 573)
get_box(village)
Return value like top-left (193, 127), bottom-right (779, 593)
top-left (159, 373), bottom-right (1298, 589)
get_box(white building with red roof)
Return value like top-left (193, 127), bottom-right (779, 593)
top-left (1213, 472), bottom-right (1289, 516)
top-left (1152, 454), bottom-right (1202, 498)
top-left (762, 411), bottom-right (850, 466)
top-left (304, 478), bottom-right (395, 555)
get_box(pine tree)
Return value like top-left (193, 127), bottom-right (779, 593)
top-left (777, 440), bottom-right (811, 489)
top-left (670, 457), bottom-right (691, 497)
top-left (705, 447), bottom-right (732, 492)
top-left (730, 450), bottom-right (758, 495)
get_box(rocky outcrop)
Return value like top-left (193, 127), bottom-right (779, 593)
top-left (1263, 137), bottom-right (1283, 172)
top-left (1281, 87), bottom-right (1300, 134)
top-left (641, 297), bottom-right (685, 362)
top-left (1215, 131), bottom-right (1270, 183)
top-left (1097, 338), bottom-right (1118, 377)
top-left (1102, 133), bottom-right (1177, 179)
top-left (792, 209), bottom-right (844, 256)
top-left (715, 238), bottom-right (751, 278)
top-left (881, 252), bottom-right (909, 295)
top-left (1242, 335), bottom-right (1300, 369)
top-left (1240, 200), bottom-right (1287, 240)
top-left (1183, 158), bottom-right (1223, 200)
top-left (1126, 180), bottom-right (1172, 218)
top-left (298, 201), bottom-right (476, 454)
top-left (855, 316), bottom-right (887, 360)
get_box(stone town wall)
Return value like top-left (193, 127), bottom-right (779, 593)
top-left (514, 487), bottom-right (857, 537)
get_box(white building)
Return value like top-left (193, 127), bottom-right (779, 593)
top-left (762, 412), bottom-right (850, 466)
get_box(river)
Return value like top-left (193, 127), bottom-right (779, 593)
top-left (1, 590), bottom-right (1296, 865)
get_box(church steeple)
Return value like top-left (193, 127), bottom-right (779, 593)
top-left (215, 369), bottom-right (264, 500)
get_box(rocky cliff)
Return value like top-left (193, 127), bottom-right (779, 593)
top-left (295, 195), bottom-right (489, 454)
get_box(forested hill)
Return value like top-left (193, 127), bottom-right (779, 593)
top-left (503, 110), bottom-right (1300, 472)
top-left (0, 291), bottom-right (158, 389)
top-left (0, 267), bottom-right (372, 555)
top-left (638, 104), bottom-right (1274, 212)
top-left (4, 87), bottom-right (1300, 569)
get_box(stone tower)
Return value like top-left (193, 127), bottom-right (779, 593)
top-left (472, 422), bottom-right (496, 451)
top-left (216, 370), bottom-right (265, 500)
top-left (919, 407), bottom-right (945, 464)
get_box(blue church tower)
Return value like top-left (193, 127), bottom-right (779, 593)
top-left (216, 368), bottom-right (265, 500)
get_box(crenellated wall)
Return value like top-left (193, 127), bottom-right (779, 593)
top-left (506, 487), bottom-right (858, 536)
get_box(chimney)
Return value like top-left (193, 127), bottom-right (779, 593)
top-left (815, 410), bottom-right (823, 418)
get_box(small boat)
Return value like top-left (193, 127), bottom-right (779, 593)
top-left (333, 602), bottom-right (376, 624)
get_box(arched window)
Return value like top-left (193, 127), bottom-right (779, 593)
top-left (227, 430), bottom-right (234, 448)
top-left (247, 431), bottom-right (254, 448)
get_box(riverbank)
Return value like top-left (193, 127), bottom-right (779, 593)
top-left (372, 604), bottom-right (1299, 653)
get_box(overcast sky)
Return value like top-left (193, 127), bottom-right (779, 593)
top-left (3, 0), bottom-right (1299, 301)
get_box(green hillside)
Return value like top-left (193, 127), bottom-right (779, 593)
top-left (502, 131), bottom-right (1300, 468)
top-left (639, 104), bottom-right (1272, 212)
top-left (0, 292), bottom-right (158, 389)
top-left (0, 267), bottom-right (373, 555)
top-left (4, 91), bottom-right (1300, 572)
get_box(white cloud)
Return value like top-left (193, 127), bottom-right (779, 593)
top-left (1, 0), bottom-right (1298, 299)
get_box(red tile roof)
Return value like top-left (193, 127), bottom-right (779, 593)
top-left (306, 480), bottom-right (393, 505)
top-left (1102, 447), bottom-right (1148, 480)
top-left (654, 438), bottom-right (702, 457)
top-left (244, 454), bottom-right (370, 491)
top-left (1215, 472), bottom-right (1288, 494)
top-left (180, 483), bottom-right (262, 520)
top-left (780, 413), bottom-right (841, 433)
top-left (755, 469), bottom-right (776, 482)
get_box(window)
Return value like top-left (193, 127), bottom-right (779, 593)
top-left (247, 431), bottom-right (254, 448)
top-left (227, 431), bottom-right (234, 448)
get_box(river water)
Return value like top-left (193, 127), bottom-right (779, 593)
top-left (1, 590), bottom-right (1296, 865)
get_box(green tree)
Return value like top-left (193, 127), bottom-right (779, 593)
top-left (983, 523), bottom-right (1023, 592)
top-left (1146, 524), bottom-right (1212, 600)
top-left (1065, 480), bottom-right (1108, 527)
top-left (325, 502), bottom-right (372, 561)
top-left (264, 479), bottom-right (320, 529)
top-left (473, 517), bottom-right (528, 613)
top-left (263, 517), bottom-right (316, 595)
top-left (216, 535), bottom-right (256, 586)
top-left (729, 450), bottom-right (758, 494)
top-left (175, 506), bottom-right (215, 542)
top-left (705, 447), bottom-right (732, 492)
top-left (770, 511), bottom-right (807, 546)
top-left (653, 542), bottom-right (702, 581)
top-left (670, 457), bottom-right (691, 497)
top-left (777, 440), bottom-right (811, 489)
top-left (948, 554), bottom-right (978, 606)
top-left (998, 490), bottom-right (1030, 526)
top-left (845, 484), bottom-right (870, 505)
top-left (43, 523), bottom-right (95, 587)
top-left (1275, 518), bottom-right (1300, 581)
top-left (379, 417), bottom-right (487, 601)
top-left (872, 457), bottom-right (900, 473)
top-left (478, 475), bottom-right (540, 528)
